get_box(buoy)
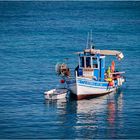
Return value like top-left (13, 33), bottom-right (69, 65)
top-left (60, 79), bottom-right (65, 83)
top-left (109, 80), bottom-right (114, 86)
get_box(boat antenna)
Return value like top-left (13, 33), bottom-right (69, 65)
top-left (90, 30), bottom-right (94, 49)
top-left (86, 32), bottom-right (89, 49)
top-left (90, 30), bottom-right (92, 49)
top-left (86, 30), bottom-right (95, 49)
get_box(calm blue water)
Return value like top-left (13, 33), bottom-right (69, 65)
top-left (0, 1), bottom-right (140, 139)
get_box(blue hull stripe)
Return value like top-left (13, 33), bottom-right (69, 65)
top-left (78, 83), bottom-right (111, 89)
top-left (77, 79), bottom-right (108, 87)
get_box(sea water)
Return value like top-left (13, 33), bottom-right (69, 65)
top-left (0, 1), bottom-right (140, 139)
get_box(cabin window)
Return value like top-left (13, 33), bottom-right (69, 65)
top-left (80, 57), bottom-right (84, 67)
top-left (86, 57), bottom-right (91, 68)
top-left (92, 58), bottom-right (98, 68)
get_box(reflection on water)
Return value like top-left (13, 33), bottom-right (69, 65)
top-left (44, 90), bottom-right (124, 139)
top-left (107, 91), bottom-right (124, 125)
top-left (106, 91), bottom-right (124, 138)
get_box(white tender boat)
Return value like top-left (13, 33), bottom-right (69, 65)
top-left (44, 88), bottom-right (68, 100)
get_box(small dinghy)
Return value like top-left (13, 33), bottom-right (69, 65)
top-left (44, 88), bottom-right (68, 100)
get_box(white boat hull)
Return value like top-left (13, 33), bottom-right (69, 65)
top-left (75, 85), bottom-right (116, 100)
top-left (67, 77), bottom-right (117, 100)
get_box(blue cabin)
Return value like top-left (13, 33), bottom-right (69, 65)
top-left (77, 51), bottom-right (105, 82)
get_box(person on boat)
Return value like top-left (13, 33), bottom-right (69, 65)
top-left (105, 66), bottom-right (115, 88)
top-left (110, 61), bottom-right (121, 80)
top-left (111, 61), bottom-right (115, 73)
top-left (107, 66), bottom-right (111, 78)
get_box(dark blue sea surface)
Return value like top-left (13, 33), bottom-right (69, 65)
top-left (0, 1), bottom-right (140, 139)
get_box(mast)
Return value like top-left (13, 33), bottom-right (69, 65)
top-left (86, 32), bottom-right (89, 49)
top-left (90, 30), bottom-right (93, 49)
top-left (86, 30), bottom-right (94, 49)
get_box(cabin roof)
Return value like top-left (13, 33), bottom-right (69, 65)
top-left (76, 49), bottom-right (124, 60)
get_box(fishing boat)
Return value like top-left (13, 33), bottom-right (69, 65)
top-left (54, 32), bottom-right (125, 100)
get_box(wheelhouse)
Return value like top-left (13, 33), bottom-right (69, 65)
top-left (77, 52), bottom-right (105, 81)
